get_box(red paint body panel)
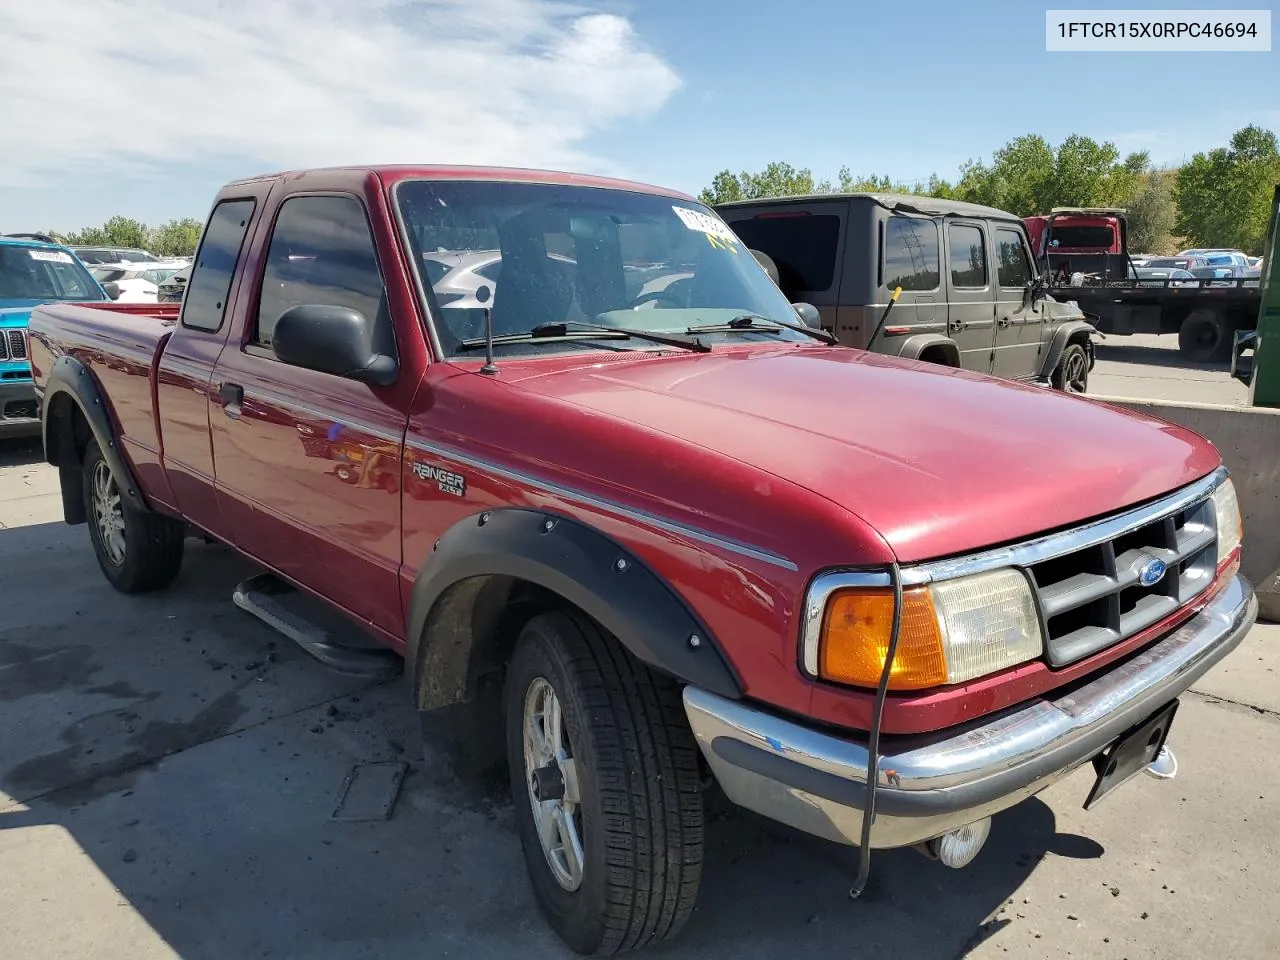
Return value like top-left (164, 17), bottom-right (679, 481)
top-left (25, 165), bottom-right (1229, 737)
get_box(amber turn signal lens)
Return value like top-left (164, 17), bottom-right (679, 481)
top-left (818, 586), bottom-right (948, 690)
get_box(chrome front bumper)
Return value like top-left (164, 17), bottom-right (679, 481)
top-left (685, 574), bottom-right (1257, 850)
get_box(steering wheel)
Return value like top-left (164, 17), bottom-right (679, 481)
top-left (629, 290), bottom-right (686, 310)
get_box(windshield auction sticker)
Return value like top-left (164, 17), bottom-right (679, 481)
top-left (28, 249), bottom-right (74, 263)
top-left (1046, 10), bottom-right (1271, 51)
top-left (673, 207), bottom-right (739, 243)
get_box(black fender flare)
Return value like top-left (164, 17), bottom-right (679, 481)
top-left (1040, 320), bottom-right (1096, 379)
top-left (405, 508), bottom-right (743, 710)
top-left (42, 353), bottom-right (150, 519)
top-left (896, 334), bottom-right (961, 366)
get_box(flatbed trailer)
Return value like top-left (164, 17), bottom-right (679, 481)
top-left (1048, 273), bottom-right (1261, 362)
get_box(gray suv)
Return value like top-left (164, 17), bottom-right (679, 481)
top-left (717, 193), bottom-right (1096, 392)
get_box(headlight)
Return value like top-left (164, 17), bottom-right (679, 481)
top-left (806, 568), bottom-right (1043, 691)
top-left (1211, 477), bottom-right (1242, 560)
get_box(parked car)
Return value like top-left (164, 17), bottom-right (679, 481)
top-left (1132, 266), bottom-right (1199, 287)
top-left (90, 263), bottom-right (187, 303)
top-left (71, 246), bottom-right (162, 265)
top-left (0, 235), bottom-right (109, 437)
top-left (28, 165), bottom-right (1256, 955)
top-left (156, 264), bottom-right (190, 303)
top-left (1145, 256), bottom-right (1211, 272)
top-left (717, 193), bottom-right (1096, 392)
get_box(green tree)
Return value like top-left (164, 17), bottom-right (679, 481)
top-left (1124, 169), bottom-right (1178, 253)
top-left (148, 218), bottom-right (203, 257)
top-left (1175, 125), bottom-right (1280, 253)
top-left (952, 134), bottom-right (1147, 216)
top-left (63, 215), bottom-right (150, 249)
top-left (699, 161), bottom-right (822, 205)
top-left (700, 163), bottom-right (953, 205)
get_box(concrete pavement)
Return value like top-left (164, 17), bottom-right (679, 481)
top-left (1, 435), bottom-right (1277, 960)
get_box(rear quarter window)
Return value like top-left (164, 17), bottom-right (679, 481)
top-left (181, 200), bottom-right (257, 332)
top-left (881, 215), bottom-right (940, 291)
top-left (727, 214), bottom-right (841, 292)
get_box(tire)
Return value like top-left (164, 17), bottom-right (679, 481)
top-left (1051, 342), bottom-right (1089, 394)
top-left (505, 609), bottom-right (704, 956)
top-left (82, 439), bottom-right (185, 593)
top-left (1178, 310), bottom-right (1230, 363)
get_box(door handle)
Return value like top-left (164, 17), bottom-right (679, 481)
top-left (948, 320), bottom-right (964, 332)
top-left (219, 382), bottom-right (244, 419)
top-left (997, 316), bottom-right (1012, 328)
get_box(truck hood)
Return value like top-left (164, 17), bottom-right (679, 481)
top-left (506, 346), bottom-right (1221, 562)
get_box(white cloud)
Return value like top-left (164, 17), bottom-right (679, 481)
top-left (0, 0), bottom-right (681, 188)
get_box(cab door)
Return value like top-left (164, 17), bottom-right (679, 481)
top-left (943, 221), bottom-right (996, 373)
top-left (208, 191), bottom-right (409, 637)
top-left (991, 225), bottom-right (1046, 379)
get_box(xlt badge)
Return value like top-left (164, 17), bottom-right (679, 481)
top-left (412, 461), bottom-right (466, 498)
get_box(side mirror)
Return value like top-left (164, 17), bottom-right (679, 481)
top-left (1231, 329), bottom-right (1256, 385)
top-left (271, 304), bottom-right (398, 387)
top-left (792, 302), bottom-right (821, 329)
top-left (101, 281), bottom-right (121, 301)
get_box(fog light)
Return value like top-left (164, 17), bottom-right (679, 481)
top-left (927, 817), bottom-right (992, 869)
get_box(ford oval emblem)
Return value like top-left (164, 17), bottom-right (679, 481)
top-left (1138, 557), bottom-right (1167, 588)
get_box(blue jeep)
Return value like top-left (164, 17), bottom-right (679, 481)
top-left (1, 235), bottom-right (110, 438)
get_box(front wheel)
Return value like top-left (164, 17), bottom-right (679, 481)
top-left (1051, 342), bottom-right (1089, 393)
top-left (505, 609), bottom-right (704, 955)
top-left (82, 440), bottom-right (185, 593)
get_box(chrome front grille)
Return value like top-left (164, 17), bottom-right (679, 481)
top-left (1027, 495), bottom-right (1217, 666)
top-left (0, 329), bottom-right (28, 361)
top-left (902, 469), bottom-right (1226, 670)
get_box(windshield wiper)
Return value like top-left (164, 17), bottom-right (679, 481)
top-left (456, 328), bottom-right (632, 351)
top-left (459, 320), bottom-right (711, 355)
top-left (687, 313), bottom-right (837, 344)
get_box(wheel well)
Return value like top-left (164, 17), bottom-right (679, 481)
top-left (45, 392), bottom-right (93, 468)
top-left (918, 344), bottom-right (960, 367)
top-left (413, 575), bottom-right (573, 711)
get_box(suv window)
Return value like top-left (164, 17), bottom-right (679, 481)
top-left (948, 223), bottom-right (987, 288)
top-left (255, 195), bottom-right (386, 347)
top-left (882, 215), bottom-right (940, 291)
top-left (181, 200), bottom-right (256, 332)
top-left (728, 214), bottom-right (840, 291)
top-left (995, 229), bottom-right (1032, 287)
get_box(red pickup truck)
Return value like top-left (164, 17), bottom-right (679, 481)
top-left (28, 166), bottom-right (1256, 955)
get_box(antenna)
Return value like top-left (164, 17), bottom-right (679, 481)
top-left (476, 285), bottom-right (498, 376)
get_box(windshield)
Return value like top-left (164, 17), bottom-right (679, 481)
top-left (0, 245), bottom-right (104, 301)
top-left (396, 180), bottom-right (806, 357)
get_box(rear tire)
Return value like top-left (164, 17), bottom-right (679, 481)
top-left (1178, 310), bottom-right (1230, 363)
top-left (1051, 342), bottom-right (1089, 393)
top-left (505, 609), bottom-right (704, 955)
top-left (82, 439), bottom-right (185, 593)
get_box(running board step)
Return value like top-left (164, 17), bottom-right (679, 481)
top-left (232, 573), bottom-right (403, 679)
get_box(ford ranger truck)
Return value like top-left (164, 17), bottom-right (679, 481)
top-left (27, 166), bottom-right (1256, 956)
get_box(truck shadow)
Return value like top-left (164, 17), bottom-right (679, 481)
top-left (0, 436), bottom-right (44, 467)
top-left (0, 519), bottom-right (1101, 959)
top-left (1094, 341), bottom-right (1228, 373)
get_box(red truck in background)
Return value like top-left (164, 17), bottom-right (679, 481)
top-left (1025, 207), bottom-right (1127, 281)
top-left (1025, 207), bottom-right (1263, 360)
top-left (28, 166), bottom-right (1256, 956)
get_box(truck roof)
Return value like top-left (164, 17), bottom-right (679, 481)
top-left (716, 191), bottom-right (1021, 223)
top-left (223, 164), bottom-right (697, 202)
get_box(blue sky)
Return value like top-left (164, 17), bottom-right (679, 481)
top-left (0, 0), bottom-right (1275, 233)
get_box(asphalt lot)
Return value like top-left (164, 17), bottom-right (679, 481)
top-left (1090, 332), bottom-right (1250, 405)
top-left (2, 354), bottom-right (1278, 960)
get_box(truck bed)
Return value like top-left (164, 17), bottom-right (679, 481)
top-left (28, 301), bottom-right (182, 463)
